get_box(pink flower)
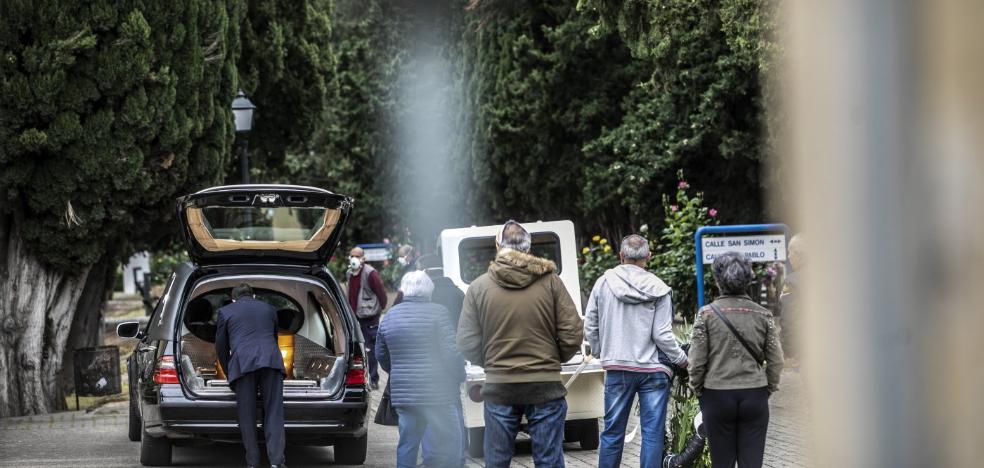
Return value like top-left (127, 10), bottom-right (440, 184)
top-left (709, 208), bottom-right (718, 217)
top-left (670, 205), bottom-right (679, 212)
top-left (678, 181), bottom-right (689, 189)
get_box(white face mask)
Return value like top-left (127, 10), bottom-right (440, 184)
top-left (349, 256), bottom-right (362, 270)
top-left (397, 257), bottom-right (408, 266)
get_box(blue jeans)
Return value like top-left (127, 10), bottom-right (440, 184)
top-left (484, 398), bottom-right (567, 468)
top-left (394, 404), bottom-right (462, 468)
top-left (598, 370), bottom-right (671, 468)
top-left (422, 400), bottom-right (465, 465)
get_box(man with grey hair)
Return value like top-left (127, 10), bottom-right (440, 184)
top-left (377, 271), bottom-right (465, 467)
top-left (584, 234), bottom-right (688, 468)
top-left (457, 220), bottom-right (583, 467)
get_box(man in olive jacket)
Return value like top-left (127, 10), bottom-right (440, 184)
top-left (457, 220), bottom-right (583, 468)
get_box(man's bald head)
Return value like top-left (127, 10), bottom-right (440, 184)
top-left (350, 247), bottom-right (364, 258)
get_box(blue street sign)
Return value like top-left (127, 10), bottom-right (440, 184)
top-left (695, 224), bottom-right (790, 308)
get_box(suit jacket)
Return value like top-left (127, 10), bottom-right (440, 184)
top-left (214, 297), bottom-right (286, 384)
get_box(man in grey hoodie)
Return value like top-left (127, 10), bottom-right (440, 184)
top-left (584, 234), bottom-right (688, 468)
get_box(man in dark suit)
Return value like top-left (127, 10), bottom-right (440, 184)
top-left (215, 283), bottom-right (287, 468)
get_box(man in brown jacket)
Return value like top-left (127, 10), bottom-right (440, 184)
top-left (457, 220), bottom-right (583, 468)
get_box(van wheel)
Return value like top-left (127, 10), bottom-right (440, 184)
top-left (333, 435), bottom-right (368, 465)
top-left (128, 398), bottom-right (142, 442)
top-left (579, 419), bottom-right (600, 450)
top-left (467, 427), bottom-right (484, 458)
top-left (139, 426), bottom-right (172, 466)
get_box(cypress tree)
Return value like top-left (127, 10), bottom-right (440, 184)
top-left (234, 0), bottom-right (335, 180)
top-left (455, 2), bottom-right (646, 233)
top-left (580, 0), bottom-right (778, 227)
top-left (0, 0), bottom-right (241, 416)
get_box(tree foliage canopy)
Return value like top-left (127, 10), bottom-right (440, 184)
top-left (0, 0), bottom-right (242, 271)
top-left (579, 0), bottom-right (778, 228)
top-left (455, 2), bottom-right (647, 232)
top-left (235, 0), bottom-right (335, 177)
top-left (276, 0), bottom-right (407, 245)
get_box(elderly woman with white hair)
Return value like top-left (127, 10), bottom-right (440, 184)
top-left (375, 271), bottom-right (465, 468)
top-left (688, 252), bottom-right (784, 468)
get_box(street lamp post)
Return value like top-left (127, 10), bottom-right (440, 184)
top-left (231, 90), bottom-right (256, 184)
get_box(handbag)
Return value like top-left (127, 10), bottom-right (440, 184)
top-left (709, 304), bottom-right (765, 365)
top-left (373, 381), bottom-right (399, 426)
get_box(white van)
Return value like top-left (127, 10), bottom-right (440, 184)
top-left (439, 220), bottom-right (605, 458)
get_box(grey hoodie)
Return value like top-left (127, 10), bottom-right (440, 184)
top-left (584, 264), bottom-right (687, 374)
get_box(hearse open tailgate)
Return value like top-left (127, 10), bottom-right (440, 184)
top-left (177, 185), bottom-right (352, 265)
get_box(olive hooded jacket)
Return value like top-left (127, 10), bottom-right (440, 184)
top-left (456, 248), bottom-right (583, 385)
top-left (688, 295), bottom-right (784, 396)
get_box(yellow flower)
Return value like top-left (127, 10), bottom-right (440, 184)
top-left (600, 238), bottom-right (608, 245)
top-left (592, 235), bottom-right (601, 242)
top-left (603, 245), bottom-right (612, 253)
top-left (582, 247), bottom-right (590, 255)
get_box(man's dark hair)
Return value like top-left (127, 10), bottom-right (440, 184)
top-left (231, 283), bottom-right (253, 299)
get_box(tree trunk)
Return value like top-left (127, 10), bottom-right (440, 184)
top-left (57, 255), bottom-right (116, 409)
top-left (0, 215), bottom-right (92, 417)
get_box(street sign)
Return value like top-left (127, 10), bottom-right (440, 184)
top-left (694, 224), bottom-right (789, 308)
top-left (700, 234), bottom-right (787, 264)
top-left (357, 243), bottom-right (392, 262)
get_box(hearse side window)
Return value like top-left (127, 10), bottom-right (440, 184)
top-left (145, 273), bottom-right (175, 334)
top-left (458, 233), bottom-right (562, 284)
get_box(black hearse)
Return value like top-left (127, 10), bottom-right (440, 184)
top-left (116, 185), bottom-right (369, 466)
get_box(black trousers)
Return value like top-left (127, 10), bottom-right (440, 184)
top-left (232, 367), bottom-right (286, 466)
top-left (700, 387), bottom-right (770, 468)
top-left (359, 317), bottom-right (380, 384)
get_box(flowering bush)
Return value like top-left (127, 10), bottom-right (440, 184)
top-left (648, 170), bottom-right (719, 321)
top-left (579, 235), bottom-right (619, 292)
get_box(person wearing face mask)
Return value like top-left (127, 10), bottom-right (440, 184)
top-left (395, 245), bottom-right (415, 285)
top-left (347, 246), bottom-right (389, 389)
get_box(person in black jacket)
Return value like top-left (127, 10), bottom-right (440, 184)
top-left (417, 253), bottom-right (465, 328)
top-left (215, 283), bottom-right (287, 468)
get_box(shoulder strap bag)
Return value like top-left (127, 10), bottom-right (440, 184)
top-left (709, 303), bottom-right (765, 365)
top-left (356, 266), bottom-right (381, 319)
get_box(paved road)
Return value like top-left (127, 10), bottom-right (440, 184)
top-left (0, 370), bottom-right (808, 467)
